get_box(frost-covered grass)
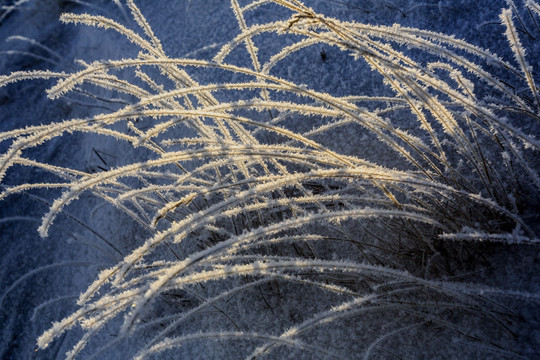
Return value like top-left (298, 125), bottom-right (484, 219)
top-left (1, 0), bottom-right (539, 359)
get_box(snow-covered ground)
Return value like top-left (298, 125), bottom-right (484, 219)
top-left (1, 0), bottom-right (539, 359)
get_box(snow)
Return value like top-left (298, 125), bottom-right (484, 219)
top-left (0, 0), bottom-right (539, 359)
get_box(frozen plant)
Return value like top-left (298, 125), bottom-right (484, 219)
top-left (0, 0), bottom-right (539, 358)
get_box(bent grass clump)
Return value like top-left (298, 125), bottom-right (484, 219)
top-left (1, 0), bottom-right (539, 358)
